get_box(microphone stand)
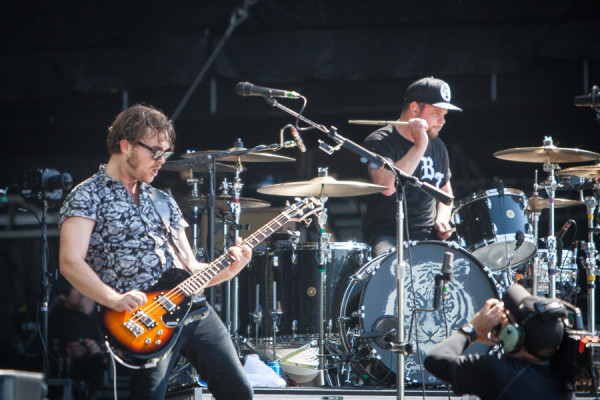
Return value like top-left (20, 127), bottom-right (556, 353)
top-left (262, 96), bottom-right (453, 399)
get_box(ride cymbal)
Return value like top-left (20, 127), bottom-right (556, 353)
top-left (182, 148), bottom-right (295, 163)
top-left (494, 145), bottom-right (600, 163)
top-left (257, 176), bottom-right (387, 197)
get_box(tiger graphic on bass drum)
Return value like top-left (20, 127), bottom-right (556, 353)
top-left (337, 241), bottom-right (499, 386)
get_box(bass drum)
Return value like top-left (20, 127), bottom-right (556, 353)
top-left (338, 241), bottom-right (499, 386)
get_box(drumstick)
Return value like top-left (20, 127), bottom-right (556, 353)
top-left (348, 120), bottom-right (409, 126)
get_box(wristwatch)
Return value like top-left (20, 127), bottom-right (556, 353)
top-left (459, 323), bottom-right (477, 343)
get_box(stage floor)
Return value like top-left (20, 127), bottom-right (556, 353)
top-left (166, 386), bottom-right (600, 399)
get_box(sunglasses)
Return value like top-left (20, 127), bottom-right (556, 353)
top-left (137, 142), bottom-right (174, 161)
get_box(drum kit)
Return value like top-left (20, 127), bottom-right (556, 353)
top-left (162, 134), bottom-right (600, 388)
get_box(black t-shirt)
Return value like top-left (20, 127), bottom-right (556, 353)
top-left (361, 125), bottom-right (450, 243)
top-left (424, 334), bottom-right (573, 400)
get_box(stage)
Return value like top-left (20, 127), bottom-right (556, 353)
top-left (165, 386), bottom-right (600, 399)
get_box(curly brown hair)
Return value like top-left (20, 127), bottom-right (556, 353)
top-left (106, 104), bottom-right (175, 155)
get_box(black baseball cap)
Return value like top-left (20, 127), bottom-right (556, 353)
top-left (502, 284), bottom-right (566, 358)
top-left (404, 77), bottom-right (462, 111)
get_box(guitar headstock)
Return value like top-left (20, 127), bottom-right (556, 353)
top-left (285, 196), bottom-right (324, 225)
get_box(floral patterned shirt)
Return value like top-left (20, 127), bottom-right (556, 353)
top-left (59, 165), bottom-right (189, 294)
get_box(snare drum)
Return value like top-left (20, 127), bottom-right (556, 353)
top-left (453, 188), bottom-right (536, 270)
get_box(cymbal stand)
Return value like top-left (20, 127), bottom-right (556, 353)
top-left (529, 169), bottom-right (541, 295)
top-left (270, 281), bottom-right (282, 361)
top-left (580, 190), bottom-right (598, 333)
top-left (184, 168), bottom-right (205, 259)
top-left (314, 167), bottom-right (332, 386)
top-left (223, 152), bottom-right (246, 336)
top-left (540, 137), bottom-right (560, 298)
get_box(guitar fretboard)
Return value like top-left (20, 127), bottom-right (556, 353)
top-left (176, 202), bottom-right (307, 297)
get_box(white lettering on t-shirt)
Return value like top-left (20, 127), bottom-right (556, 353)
top-left (421, 156), bottom-right (444, 188)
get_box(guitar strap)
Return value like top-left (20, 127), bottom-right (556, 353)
top-left (148, 188), bottom-right (192, 272)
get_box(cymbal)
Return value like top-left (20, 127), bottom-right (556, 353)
top-left (161, 160), bottom-right (236, 174)
top-left (494, 145), bottom-right (600, 163)
top-left (257, 176), bottom-right (387, 197)
top-left (555, 164), bottom-right (600, 179)
top-left (527, 195), bottom-right (583, 212)
top-left (348, 119), bottom-right (409, 126)
top-left (182, 148), bottom-right (295, 163)
top-left (183, 195), bottom-right (271, 210)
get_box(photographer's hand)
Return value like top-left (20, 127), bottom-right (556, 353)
top-left (470, 298), bottom-right (508, 346)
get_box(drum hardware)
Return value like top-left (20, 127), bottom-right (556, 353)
top-left (270, 281), bottom-right (283, 364)
top-left (495, 137), bottom-right (599, 300)
top-left (580, 191), bottom-right (599, 333)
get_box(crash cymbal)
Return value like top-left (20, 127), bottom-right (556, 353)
top-left (348, 119), bottom-right (409, 126)
top-left (494, 145), bottom-right (600, 163)
top-left (555, 164), bottom-right (600, 179)
top-left (527, 195), bottom-right (583, 212)
top-left (161, 160), bottom-right (236, 174)
top-left (182, 149), bottom-right (295, 163)
top-left (257, 176), bottom-right (387, 197)
top-left (183, 195), bottom-right (271, 210)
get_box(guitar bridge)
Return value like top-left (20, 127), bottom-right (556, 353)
top-left (132, 310), bottom-right (157, 330)
top-left (123, 319), bottom-right (144, 337)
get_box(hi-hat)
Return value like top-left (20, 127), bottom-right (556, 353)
top-left (161, 160), bottom-right (236, 173)
top-left (527, 195), bottom-right (583, 212)
top-left (257, 176), bottom-right (387, 197)
top-left (494, 145), bottom-right (600, 163)
top-left (183, 194), bottom-right (271, 210)
top-left (555, 164), bottom-right (600, 179)
top-left (182, 148), bottom-right (295, 163)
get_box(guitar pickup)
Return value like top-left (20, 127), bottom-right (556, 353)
top-left (133, 310), bottom-right (157, 330)
top-left (123, 319), bottom-right (144, 337)
top-left (154, 293), bottom-right (176, 312)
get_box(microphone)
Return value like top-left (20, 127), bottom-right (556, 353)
top-left (573, 86), bottom-right (599, 108)
top-left (290, 127), bottom-right (306, 152)
top-left (235, 82), bottom-right (301, 99)
top-left (556, 219), bottom-right (574, 241)
top-left (433, 252), bottom-right (454, 310)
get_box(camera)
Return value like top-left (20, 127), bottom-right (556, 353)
top-left (551, 301), bottom-right (600, 394)
top-left (20, 168), bottom-right (73, 200)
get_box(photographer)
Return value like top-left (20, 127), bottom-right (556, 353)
top-left (424, 284), bottom-right (573, 400)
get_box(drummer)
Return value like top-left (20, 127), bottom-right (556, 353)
top-left (361, 77), bottom-right (461, 256)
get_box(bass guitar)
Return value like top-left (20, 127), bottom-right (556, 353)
top-left (99, 196), bottom-right (323, 368)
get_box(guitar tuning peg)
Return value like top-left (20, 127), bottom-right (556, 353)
top-left (285, 200), bottom-right (290, 207)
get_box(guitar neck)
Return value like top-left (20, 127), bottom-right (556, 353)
top-left (176, 208), bottom-right (295, 297)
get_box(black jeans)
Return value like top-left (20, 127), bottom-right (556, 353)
top-left (128, 304), bottom-right (253, 400)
